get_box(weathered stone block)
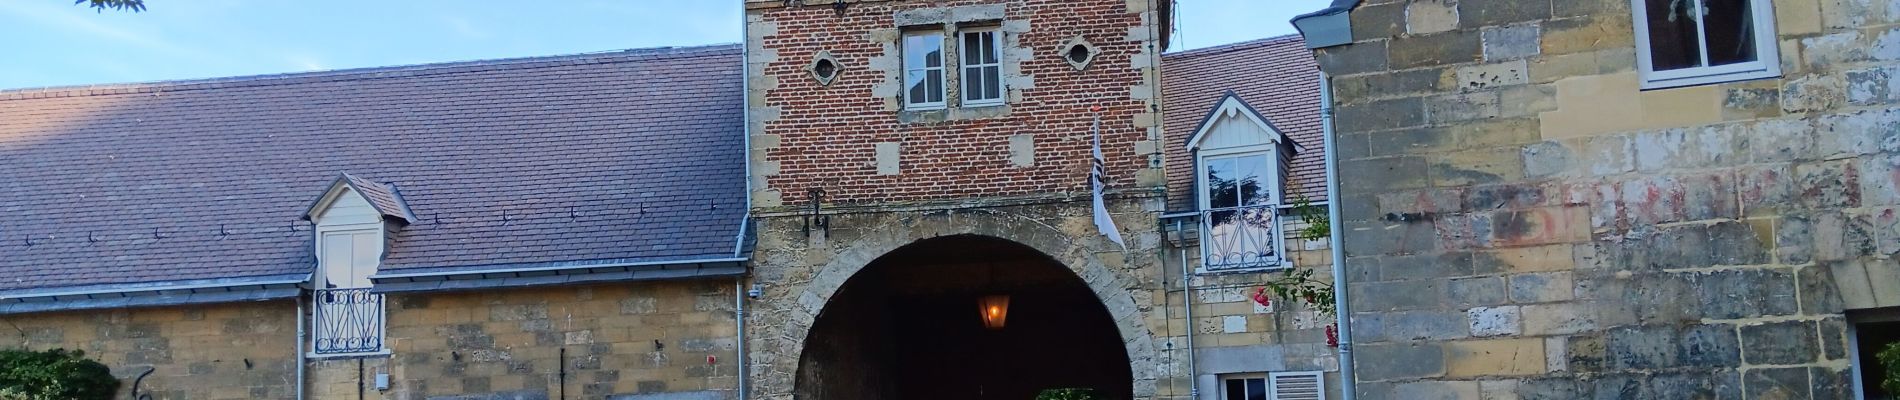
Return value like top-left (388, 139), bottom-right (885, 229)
top-left (1607, 325), bottom-right (1679, 370)
top-left (1352, 2), bottom-right (1406, 41)
top-left (1508, 272), bottom-right (1574, 303)
top-left (1389, 380), bottom-right (1480, 399)
top-left (1742, 367), bottom-right (1810, 399)
top-left (1740, 321), bottom-right (1819, 366)
top-left (1456, 61), bottom-right (1530, 92)
top-left (1357, 342), bottom-right (1446, 381)
top-left (1468, 306), bottom-right (1522, 337)
top-left (1520, 303), bottom-right (1595, 336)
top-left (1514, 378), bottom-right (1591, 400)
top-left (1448, 276), bottom-right (1510, 308)
top-left (1483, 25), bottom-right (1541, 61)
top-left (1390, 30), bottom-right (1483, 69)
top-left (1317, 41), bottom-right (1390, 76)
top-left (1693, 268), bottom-right (1799, 319)
top-left (1456, 0), bottom-right (1550, 28)
top-left (1432, 146), bottom-right (1525, 186)
top-left (1540, 16), bottom-right (1631, 55)
top-left (1407, 0), bottom-right (1459, 35)
top-left (1339, 98), bottom-right (1426, 133)
top-left (1678, 324), bottom-right (1740, 368)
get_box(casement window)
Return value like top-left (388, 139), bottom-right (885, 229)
top-left (1189, 94), bottom-right (1295, 273)
top-left (1630, 0), bottom-right (1781, 89)
top-left (960, 27), bottom-right (1004, 106)
top-left (1222, 372), bottom-right (1326, 400)
top-left (904, 31), bottom-right (947, 109)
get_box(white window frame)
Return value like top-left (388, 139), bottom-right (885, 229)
top-left (903, 31), bottom-right (947, 110)
top-left (310, 219), bottom-right (389, 357)
top-left (1629, 0), bottom-right (1781, 90)
top-left (1220, 373), bottom-right (1270, 400)
top-left (959, 27), bottom-right (1005, 107)
top-left (1219, 372), bottom-right (1327, 400)
top-left (1196, 143), bottom-right (1290, 273)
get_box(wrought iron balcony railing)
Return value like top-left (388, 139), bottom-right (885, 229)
top-left (312, 288), bottom-right (385, 355)
top-left (1201, 204), bottom-right (1287, 272)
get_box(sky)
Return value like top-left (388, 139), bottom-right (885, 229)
top-left (0, 0), bottom-right (1330, 90)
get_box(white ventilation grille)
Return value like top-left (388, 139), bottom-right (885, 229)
top-left (1269, 371), bottom-right (1325, 400)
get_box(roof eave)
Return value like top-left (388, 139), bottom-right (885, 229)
top-left (370, 257), bottom-right (750, 294)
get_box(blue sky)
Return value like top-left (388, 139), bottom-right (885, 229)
top-left (0, 0), bottom-right (1329, 89)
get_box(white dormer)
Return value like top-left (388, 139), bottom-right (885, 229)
top-left (302, 173), bottom-right (410, 356)
top-left (1187, 93), bottom-right (1301, 273)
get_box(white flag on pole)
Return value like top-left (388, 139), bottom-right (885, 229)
top-left (1091, 113), bottom-right (1127, 249)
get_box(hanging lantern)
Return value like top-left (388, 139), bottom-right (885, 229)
top-left (977, 294), bottom-right (1011, 330)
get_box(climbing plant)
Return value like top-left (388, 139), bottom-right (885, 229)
top-left (1035, 388), bottom-right (1104, 400)
top-left (0, 349), bottom-right (119, 400)
top-left (1879, 341), bottom-right (1900, 395)
top-left (1289, 194), bottom-right (1330, 242)
top-left (1251, 192), bottom-right (1340, 346)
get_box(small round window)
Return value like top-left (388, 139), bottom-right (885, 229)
top-left (1059, 36), bottom-right (1097, 71)
top-left (1067, 45), bottom-right (1091, 65)
top-left (807, 51), bottom-right (842, 86)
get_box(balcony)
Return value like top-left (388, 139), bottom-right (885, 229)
top-left (312, 288), bottom-right (385, 355)
top-left (1201, 204), bottom-right (1286, 272)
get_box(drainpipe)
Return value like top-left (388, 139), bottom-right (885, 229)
top-left (296, 296), bottom-right (307, 400)
top-left (736, 3), bottom-right (754, 399)
top-left (1176, 219), bottom-right (1198, 399)
top-left (1320, 73), bottom-right (1356, 400)
top-left (735, 277), bottom-right (749, 400)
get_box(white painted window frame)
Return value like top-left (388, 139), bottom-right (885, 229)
top-left (959, 27), bottom-right (1005, 107)
top-left (1195, 143), bottom-right (1291, 274)
top-left (1219, 373), bottom-right (1270, 400)
top-left (1219, 372), bottom-right (1327, 400)
top-left (903, 30), bottom-right (948, 110)
top-left (310, 222), bottom-right (389, 357)
top-left (1629, 0), bottom-right (1781, 90)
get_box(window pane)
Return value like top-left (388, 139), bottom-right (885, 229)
top-left (321, 233), bottom-right (353, 289)
top-left (1235, 154), bottom-right (1272, 206)
top-left (965, 66), bottom-right (983, 101)
top-left (904, 35), bottom-right (931, 70)
top-left (1704, 0), bottom-right (1758, 66)
top-left (350, 232), bottom-right (379, 287)
top-left (1644, 0), bottom-right (1704, 71)
top-left (927, 69), bottom-right (944, 102)
top-left (907, 71), bottom-right (927, 104)
top-left (1206, 157), bottom-right (1239, 208)
top-left (963, 32), bottom-right (984, 65)
top-left (983, 66), bottom-right (1001, 99)
top-left (984, 33), bottom-right (1000, 64)
top-left (1225, 379), bottom-right (1246, 400)
top-left (1245, 378), bottom-right (1267, 400)
top-left (925, 41), bottom-right (943, 68)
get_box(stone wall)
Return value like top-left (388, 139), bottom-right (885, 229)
top-left (369, 282), bottom-right (742, 400)
top-left (1167, 217), bottom-right (1344, 400)
top-left (1315, 0), bottom-right (1900, 398)
top-left (744, 0), bottom-right (1168, 210)
top-left (0, 301), bottom-right (298, 400)
top-left (744, 198), bottom-right (1176, 399)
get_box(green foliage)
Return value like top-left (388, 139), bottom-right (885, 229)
top-left (1879, 341), bottom-right (1900, 395)
top-left (1035, 388), bottom-right (1104, 400)
top-left (1259, 267), bottom-right (1336, 317)
top-left (0, 349), bottom-right (119, 400)
top-left (76, 0), bottom-right (145, 12)
top-left (1290, 194), bottom-right (1330, 241)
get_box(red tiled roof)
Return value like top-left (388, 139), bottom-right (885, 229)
top-left (0, 45), bottom-right (748, 293)
top-left (1162, 35), bottom-right (1326, 211)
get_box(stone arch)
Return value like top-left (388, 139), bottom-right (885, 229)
top-left (762, 209), bottom-right (1159, 399)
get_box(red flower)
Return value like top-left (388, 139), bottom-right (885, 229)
top-left (1251, 287), bottom-right (1272, 308)
top-left (1325, 324), bottom-right (1339, 348)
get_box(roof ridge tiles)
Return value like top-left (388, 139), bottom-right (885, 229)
top-left (1162, 34), bottom-right (1304, 59)
top-left (0, 43), bottom-right (742, 100)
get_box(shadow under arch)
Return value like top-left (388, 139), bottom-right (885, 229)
top-left (793, 234), bottom-right (1135, 400)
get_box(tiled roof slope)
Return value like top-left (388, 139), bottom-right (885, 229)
top-left (0, 45), bottom-right (748, 293)
top-left (333, 173), bottom-right (416, 222)
top-left (1163, 35), bottom-right (1326, 211)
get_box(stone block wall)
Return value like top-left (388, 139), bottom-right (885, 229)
top-left (744, 0), bottom-right (1168, 210)
top-left (744, 198), bottom-right (1176, 399)
top-left (367, 282), bottom-right (742, 400)
top-left (0, 302), bottom-right (298, 400)
top-left (1314, 0), bottom-right (1900, 398)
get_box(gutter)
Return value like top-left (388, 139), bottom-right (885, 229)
top-left (0, 276), bottom-right (307, 315)
top-left (1290, 0), bottom-right (1360, 49)
top-left (1320, 73), bottom-right (1357, 400)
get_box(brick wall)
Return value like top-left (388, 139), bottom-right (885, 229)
top-left (745, 0), bottom-right (1167, 210)
top-left (0, 302), bottom-right (298, 400)
top-left (1316, 0), bottom-right (1900, 398)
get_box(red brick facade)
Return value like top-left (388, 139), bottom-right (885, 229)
top-left (746, 0), bottom-right (1168, 209)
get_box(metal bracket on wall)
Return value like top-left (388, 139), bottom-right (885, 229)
top-left (803, 187), bottom-right (830, 238)
top-left (131, 367), bottom-right (155, 400)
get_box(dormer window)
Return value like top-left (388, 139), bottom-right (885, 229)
top-left (1188, 94), bottom-right (1300, 273)
top-left (303, 173), bottom-right (413, 356)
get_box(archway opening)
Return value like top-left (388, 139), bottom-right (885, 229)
top-left (794, 235), bottom-right (1134, 400)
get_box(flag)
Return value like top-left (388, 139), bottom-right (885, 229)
top-left (1090, 114), bottom-right (1127, 249)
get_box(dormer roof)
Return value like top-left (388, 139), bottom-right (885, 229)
top-left (1184, 91), bottom-right (1305, 154)
top-left (305, 173), bottom-right (416, 224)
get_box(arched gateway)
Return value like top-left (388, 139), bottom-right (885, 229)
top-left (794, 235), bottom-right (1135, 399)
